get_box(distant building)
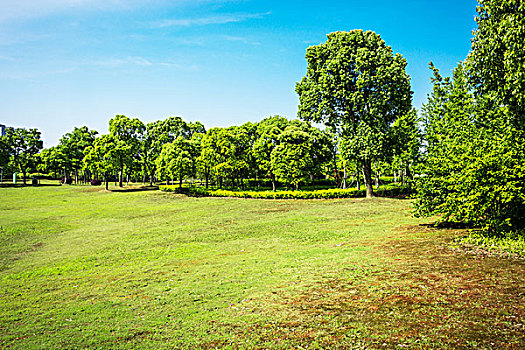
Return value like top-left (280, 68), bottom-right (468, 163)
top-left (0, 124), bottom-right (5, 137)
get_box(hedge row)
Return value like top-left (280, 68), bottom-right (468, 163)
top-left (159, 185), bottom-right (414, 199)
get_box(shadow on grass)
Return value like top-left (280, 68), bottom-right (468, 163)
top-left (0, 183), bottom-right (61, 188)
top-left (109, 185), bottom-right (159, 193)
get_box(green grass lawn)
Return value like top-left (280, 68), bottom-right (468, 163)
top-left (1, 185), bottom-right (524, 349)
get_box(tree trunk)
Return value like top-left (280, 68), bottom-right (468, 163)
top-left (22, 169), bottom-right (27, 185)
top-left (179, 175), bottom-right (183, 189)
top-left (343, 165), bottom-right (347, 189)
top-left (205, 172), bottom-right (209, 189)
top-left (361, 159), bottom-right (374, 198)
top-left (356, 160), bottom-right (361, 191)
top-left (405, 165), bottom-right (412, 184)
top-left (118, 169), bottom-right (123, 187)
top-left (271, 174), bottom-right (276, 192)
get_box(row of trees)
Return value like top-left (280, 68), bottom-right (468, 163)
top-left (0, 111), bottom-right (419, 192)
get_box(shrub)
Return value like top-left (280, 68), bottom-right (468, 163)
top-left (90, 179), bottom-right (102, 186)
top-left (61, 177), bottom-right (73, 185)
top-left (159, 184), bottom-right (413, 200)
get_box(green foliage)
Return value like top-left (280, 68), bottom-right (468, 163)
top-left (271, 125), bottom-right (314, 190)
top-left (296, 30), bottom-right (413, 197)
top-left (4, 127), bottom-right (43, 184)
top-left (198, 127), bottom-right (251, 189)
top-left (142, 116), bottom-right (195, 184)
top-left (458, 230), bottom-right (525, 258)
top-left (0, 135), bottom-right (10, 169)
top-left (468, 0), bottom-right (525, 127)
top-left (253, 116), bottom-right (291, 191)
top-left (415, 4), bottom-right (525, 235)
top-left (155, 137), bottom-right (195, 187)
top-left (160, 184), bottom-right (412, 199)
top-left (390, 108), bottom-right (421, 182)
top-left (108, 115), bottom-right (145, 187)
top-left (57, 126), bottom-right (98, 176)
top-left (82, 134), bottom-right (119, 189)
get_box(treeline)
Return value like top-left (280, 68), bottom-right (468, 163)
top-left (0, 114), bottom-right (419, 192)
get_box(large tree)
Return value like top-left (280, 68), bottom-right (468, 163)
top-left (142, 117), bottom-right (204, 186)
top-left (296, 30), bottom-right (412, 197)
top-left (38, 146), bottom-right (66, 178)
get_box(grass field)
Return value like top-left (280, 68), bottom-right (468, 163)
top-left (1, 185), bottom-right (524, 349)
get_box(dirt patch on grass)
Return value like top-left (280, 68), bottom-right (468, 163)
top-left (224, 225), bottom-right (525, 349)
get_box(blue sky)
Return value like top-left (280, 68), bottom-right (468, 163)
top-left (0, 0), bottom-right (478, 147)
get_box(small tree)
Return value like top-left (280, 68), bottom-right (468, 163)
top-left (83, 135), bottom-right (118, 190)
top-left (5, 127), bottom-right (43, 184)
top-left (156, 137), bottom-right (194, 188)
top-left (253, 116), bottom-right (291, 191)
top-left (271, 125), bottom-right (314, 190)
top-left (390, 108), bottom-right (421, 184)
top-left (58, 126), bottom-right (98, 182)
top-left (0, 136), bottom-right (10, 171)
top-left (108, 115), bottom-right (145, 187)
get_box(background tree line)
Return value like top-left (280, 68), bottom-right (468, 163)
top-left (0, 112), bottom-right (420, 192)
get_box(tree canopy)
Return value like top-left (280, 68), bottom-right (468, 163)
top-left (296, 30), bottom-right (412, 197)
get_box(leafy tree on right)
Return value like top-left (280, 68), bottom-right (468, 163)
top-left (296, 30), bottom-right (413, 197)
top-left (414, 0), bottom-right (525, 234)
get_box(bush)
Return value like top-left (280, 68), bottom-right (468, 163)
top-left (90, 179), bottom-right (102, 186)
top-left (29, 173), bottom-right (55, 180)
top-left (61, 177), bottom-right (73, 185)
top-left (159, 184), bottom-right (413, 200)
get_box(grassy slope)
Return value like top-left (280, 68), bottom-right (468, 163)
top-left (0, 185), bottom-right (524, 349)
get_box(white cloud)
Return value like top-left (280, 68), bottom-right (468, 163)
top-left (91, 56), bottom-right (153, 67)
top-left (222, 35), bottom-right (261, 45)
top-left (154, 12), bottom-right (271, 28)
top-left (88, 56), bottom-right (198, 70)
top-left (0, 0), bottom-right (243, 22)
top-left (0, 0), bottom-right (119, 21)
